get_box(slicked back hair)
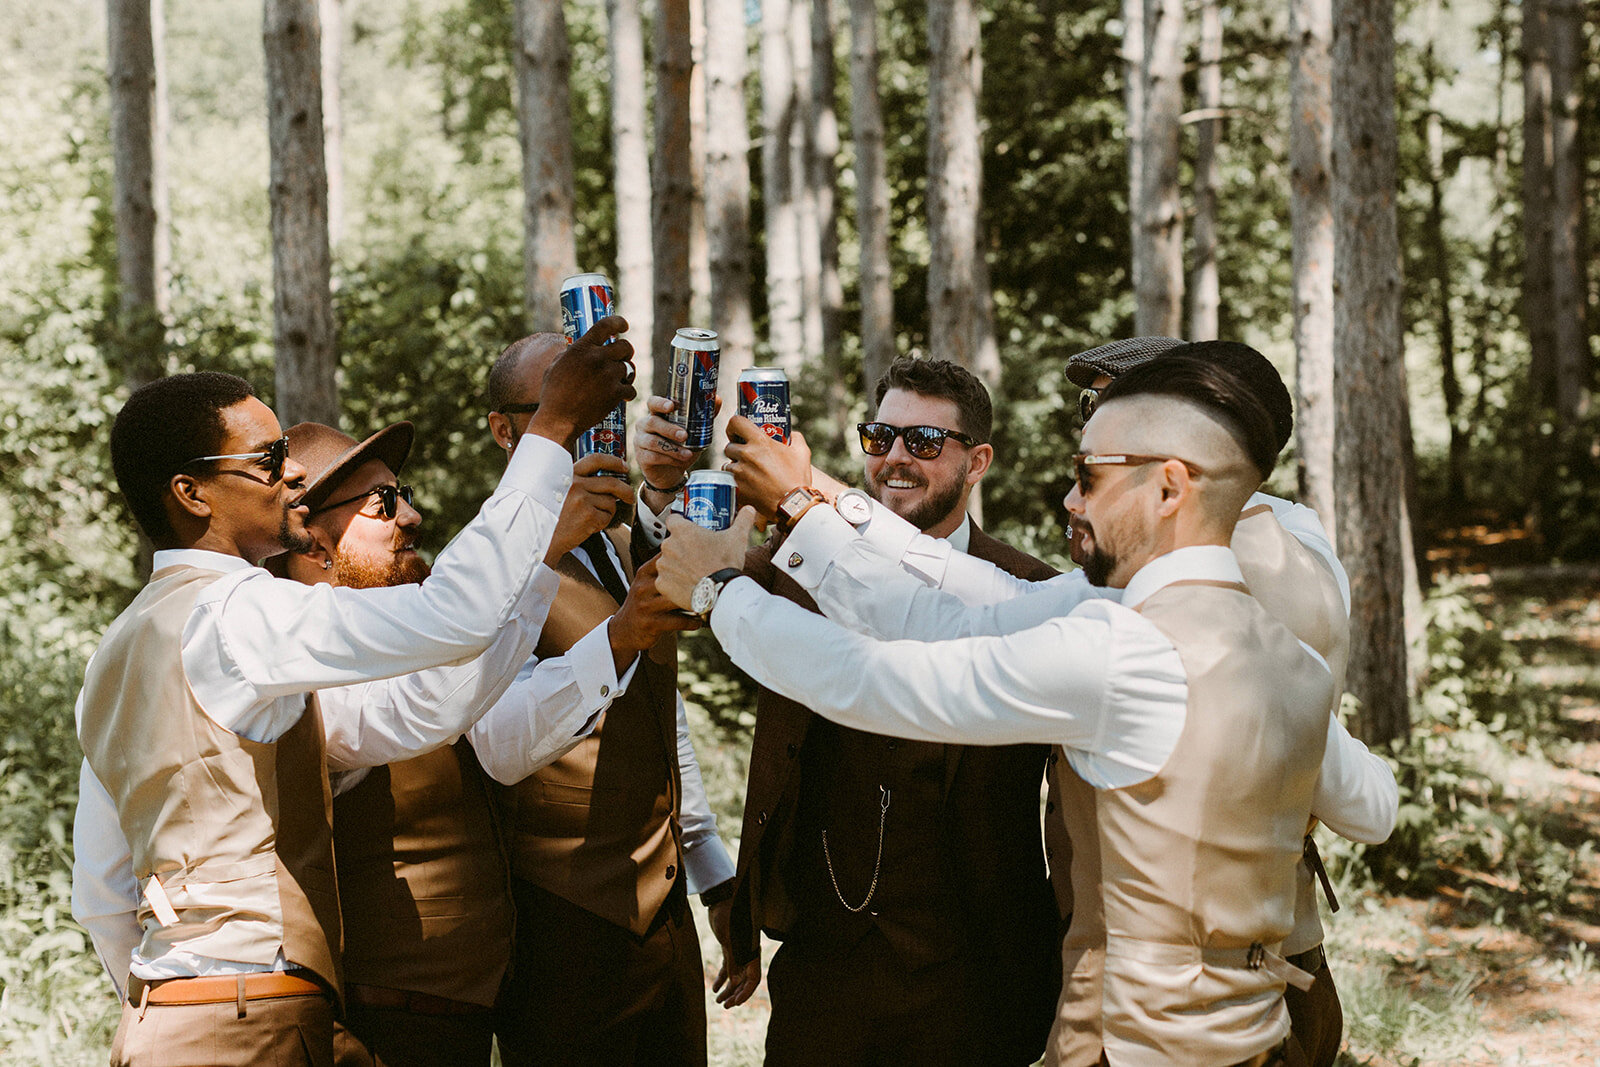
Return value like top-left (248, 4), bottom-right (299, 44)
top-left (488, 332), bottom-right (566, 413)
top-left (1163, 340), bottom-right (1294, 455)
top-left (872, 356), bottom-right (993, 443)
top-left (110, 371), bottom-right (259, 545)
top-left (1100, 350), bottom-right (1282, 480)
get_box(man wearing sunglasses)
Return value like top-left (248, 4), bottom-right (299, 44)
top-left (654, 350), bottom-right (1391, 1066)
top-left (484, 333), bottom-right (736, 1067)
top-left (71, 318), bottom-right (634, 1067)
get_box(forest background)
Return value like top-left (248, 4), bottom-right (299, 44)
top-left (2, 0), bottom-right (1599, 1063)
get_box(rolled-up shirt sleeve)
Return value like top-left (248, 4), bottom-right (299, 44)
top-left (1311, 714), bottom-right (1398, 844)
top-left (183, 434), bottom-right (574, 743)
top-left (709, 577), bottom-right (1185, 789)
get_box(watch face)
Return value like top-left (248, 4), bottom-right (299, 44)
top-left (691, 576), bottom-right (717, 616)
top-left (836, 490), bottom-right (872, 525)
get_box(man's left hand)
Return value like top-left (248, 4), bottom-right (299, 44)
top-left (656, 508), bottom-right (758, 609)
top-left (707, 899), bottom-right (762, 1009)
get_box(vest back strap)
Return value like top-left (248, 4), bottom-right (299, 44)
top-left (1104, 936), bottom-right (1315, 991)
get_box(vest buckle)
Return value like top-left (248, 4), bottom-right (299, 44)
top-left (1246, 941), bottom-right (1266, 970)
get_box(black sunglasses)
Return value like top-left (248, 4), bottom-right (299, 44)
top-left (314, 483), bottom-right (415, 519)
top-left (1078, 387), bottom-right (1100, 424)
top-left (185, 436), bottom-right (290, 485)
top-left (857, 422), bottom-right (979, 460)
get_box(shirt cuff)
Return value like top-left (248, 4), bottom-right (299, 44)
top-left (506, 432), bottom-right (576, 516)
top-left (773, 506), bottom-right (862, 591)
top-left (684, 836), bottom-right (737, 897)
top-left (635, 486), bottom-right (671, 546)
top-left (568, 620), bottom-right (628, 710)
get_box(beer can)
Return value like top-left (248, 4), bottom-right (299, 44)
top-left (559, 272), bottom-right (615, 343)
top-left (681, 470), bottom-right (735, 531)
top-left (576, 403), bottom-right (628, 478)
top-left (737, 367), bottom-right (790, 443)
top-left (667, 328), bottom-right (721, 451)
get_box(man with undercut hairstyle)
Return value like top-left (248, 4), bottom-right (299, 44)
top-left (71, 321), bottom-right (632, 1067)
top-left (635, 356), bottom-right (1060, 1065)
top-left (655, 351), bottom-right (1381, 1065)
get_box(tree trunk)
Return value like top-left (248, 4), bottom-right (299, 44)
top-left (1290, 0), bottom-right (1335, 533)
top-left (264, 0), bottom-right (338, 428)
top-left (761, 0), bottom-right (805, 374)
top-left (1424, 9), bottom-right (1465, 512)
top-left (652, 0), bottom-right (695, 391)
top-left (849, 0), bottom-right (894, 394)
top-left (1332, 0), bottom-right (1409, 744)
top-left (107, 0), bottom-right (169, 391)
top-left (1189, 0), bottom-right (1221, 341)
top-left (689, 0), bottom-right (712, 326)
top-left (1521, 0), bottom-right (1556, 407)
top-left (790, 0), bottom-right (823, 362)
top-left (813, 0), bottom-right (846, 444)
top-left (1547, 0), bottom-right (1589, 426)
top-left (1135, 0), bottom-right (1183, 337)
top-left (606, 0), bottom-right (653, 386)
top-left (320, 0), bottom-right (343, 249)
top-left (703, 0), bottom-right (756, 464)
top-left (512, 0), bottom-right (578, 334)
top-left (1122, 0), bottom-right (1145, 316)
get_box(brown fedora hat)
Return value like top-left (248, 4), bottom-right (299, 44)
top-left (286, 421), bottom-right (415, 513)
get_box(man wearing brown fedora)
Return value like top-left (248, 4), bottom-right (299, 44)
top-left (70, 319), bottom-right (633, 1066)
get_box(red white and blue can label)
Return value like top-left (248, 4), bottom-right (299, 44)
top-left (736, 367), bottom-right (790, 444)
top-left (681, 471), bottom-right (735, 530)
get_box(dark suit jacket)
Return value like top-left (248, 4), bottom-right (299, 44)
top-left (729, 521), bottom-right (1063, 1058)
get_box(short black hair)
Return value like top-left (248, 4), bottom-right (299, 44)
top-left (110, 372), bottom-right (258, 544)
top-left (488, 333), bottom-right (566, 412)
top-left (1100, 349), bottom-right (1282, 480)
top-left (872, 357), bottom-right (993, 443)
top-left (1160, 340), bottom-right (1294, 454)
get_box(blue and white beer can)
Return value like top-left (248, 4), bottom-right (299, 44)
top-left (681, 470), bottom-right (735, 531)
top-left (667, 328), bottom-right (721, 452)
top-left (559, 272), bottom-right (615, 343)
top-left (736, 367), bottom-right (790, 444)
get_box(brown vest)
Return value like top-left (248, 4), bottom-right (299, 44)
top-left (1048, 578), bottom-right (1332, 1066)
top-left (79, 565), bottom-right (342, 996)
top-left (333, 739), bottom-right (513, 1006)
top-left (496, 527), bottom-right (683, 936)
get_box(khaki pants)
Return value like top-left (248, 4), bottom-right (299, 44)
top-left (110, 992), bottom-right (334, 1067)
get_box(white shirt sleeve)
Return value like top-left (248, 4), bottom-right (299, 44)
top-left (1247, 493), bottom-right (1350, 614)
top-left (634, 485), bottom-right (671, 547)
top-left (709, 577), bottom-right (1186, 790)
top-left (469, 620), bottom-right (637, 786)
top-left (673, 693), bottom-right (736, 895)
top-left (1310, 714), bottom-right (1398, 844)
top-left (70, 753), bottom-right (138, 1000)
top-left (775, 505), bottom-right (1108, 642)
top-left (183, 434), bottom-right (574, 742)
top-left (320, 564), bottom-right (563, 771)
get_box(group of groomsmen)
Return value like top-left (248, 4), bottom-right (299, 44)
top-left (72, 312), bottom-right (1395, 1067)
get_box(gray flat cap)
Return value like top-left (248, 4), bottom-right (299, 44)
top-left (1065, 336), bottom-right (1187, 387)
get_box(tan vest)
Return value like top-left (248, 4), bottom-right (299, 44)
top-left (333, 740), bottom-right (513, 1006)
top-left (1048, 579), bottom-right (1332, 1066)
top-left (496, 527), bottom-right (683, 936)
top-left (1233, 503), bottom-right (1351, 955)
top-left (79, 565), bottom-right (342, 996)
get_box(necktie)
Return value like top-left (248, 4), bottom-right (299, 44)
top-left (580, 532), bottom-right (631, 606)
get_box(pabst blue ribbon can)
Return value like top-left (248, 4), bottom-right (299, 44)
top-left (681, 471), bottom-right (735, 531)
top-left (667, 328), bottom-right (721, 452)
top-left (737, 367), bottom-right (790, 443)
top-left (561, 273), bottom-right (627, 476)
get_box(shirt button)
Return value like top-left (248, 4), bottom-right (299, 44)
top-left (665, 865), bottom-right (676, 879)
top-left (788, 552), bottom-right (803, 568)
top-left (786, 743), bottom-right (798, 759)
top-left (886, 740), bottom-right (897, 751)
top-left (600, 685), bottom-right (610, 697)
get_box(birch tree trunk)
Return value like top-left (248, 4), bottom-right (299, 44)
top-left (108, 0), bottom-right (169, 391)
top-left (319, 0), bottom-right (342, 249)
top-left (689, 0), bottom-right (712, 326)
top-left (606, 0), bottom-right (653, 384)
top-left (264, 0), bottom-right (338, 427)
top-left (761, 0), bottom-right (805, 374)
top-left (790, 0), bottom-right (823, 361)
top-left (1135, 0), bottom-right (1184, 337)
top-left (1122, 0), bottom-right (1145, 314)
top-left (849, 0), bottom-right (894, 393)
top-left (512, 0), bottom-right (578, 333)
top-left (652, 0), bottom-right (695, 390)
top-left (1290, 0), bottom-right (1336, 531)
top-left (703, 0), bottom-right (755, 464)
top-left (1188, 0), bottom-right (1221, 341)
top-left (1521, 0), bottom-right (1556, 405)
top-left (1424, 7), bottom-right (1465, 511)
top-left (1332, 0), bottom-right (1410, 744)
top-left (813, 0), bottom-right (844, 409)
top-left (1547, 0), bottom-right (1589, 426)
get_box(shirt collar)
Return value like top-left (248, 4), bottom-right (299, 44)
top-left (151, 548), bottom-right (260, 576)
top-left (1120, 544), bottom-right (1243, 609)
top-left (944, 515), bottom-right (973, 554)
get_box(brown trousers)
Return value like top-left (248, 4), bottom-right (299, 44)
top-left (1285, 952), bottom-right (1343, 1067)
top-left (332, 1007), bottom-right (493, 1067)
top-left (110, 993), bottom-right (334, 1067)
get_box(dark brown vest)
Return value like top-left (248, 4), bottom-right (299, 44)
top-left (332, 739), bottom-right (513, 1006)
top-left (495, 526), bottom-right (683, 936)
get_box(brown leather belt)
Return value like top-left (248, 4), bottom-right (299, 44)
top-left (1286, 943), bottom-right (1327, 975)
top-left (345, 983), bottom-right (491, 1017)
top-left (127, 972), bottom-right (326, 1007)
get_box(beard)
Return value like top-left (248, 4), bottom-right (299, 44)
top-left (868, 462), bottom-right (967, 533)
top-left (1082, 545), bottom-right (1116, 587)
top-left (277, 508), bottom-right (315, 554)
top-left (332, 536), bottom-right (431, 590)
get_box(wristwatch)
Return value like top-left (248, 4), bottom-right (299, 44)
top-left (834, 488), bottom-right (873, 528)
top-left (776, 486), bottom-right (827, 533)
top-left (690, 568), bottom-right (744, 620)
